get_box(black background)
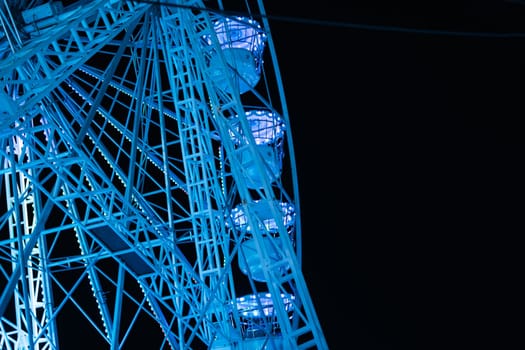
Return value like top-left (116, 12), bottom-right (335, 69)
top-left (265, 1), bottom-right (525, 349)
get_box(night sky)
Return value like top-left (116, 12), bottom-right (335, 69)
top-left (265, 1), bottom-right (525, 349)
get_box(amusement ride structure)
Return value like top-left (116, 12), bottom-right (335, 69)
top-left (0, 0), bottom-right (328, 348)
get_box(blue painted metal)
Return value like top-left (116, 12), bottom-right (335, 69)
top-left (0, 1), bottom-right (328, 349)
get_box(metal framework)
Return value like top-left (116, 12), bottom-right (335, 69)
top-left (0, 1), bottom-right (328, 349)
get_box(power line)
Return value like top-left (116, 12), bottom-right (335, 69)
top-left (136, 0), bottom-right (525, 38)
top-left (263, 14), bottom-right (525, 38)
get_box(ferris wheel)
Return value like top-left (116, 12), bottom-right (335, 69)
top-left (0, 0), bottom-right (328, 349)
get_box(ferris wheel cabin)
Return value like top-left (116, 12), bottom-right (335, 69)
top-left (206, 16), bottom-right (267, 94)
top-left (228, 110), bottom-right (286, 189)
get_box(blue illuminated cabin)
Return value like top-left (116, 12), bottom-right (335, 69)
top-left (233, 292), bottom-right (294, 341)
top-left (230, 199), bottom-right (295, 282)
top-left (206, 16), bottom-right (267, 94)
top-left (228, 109), bottom-right (285, 189)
